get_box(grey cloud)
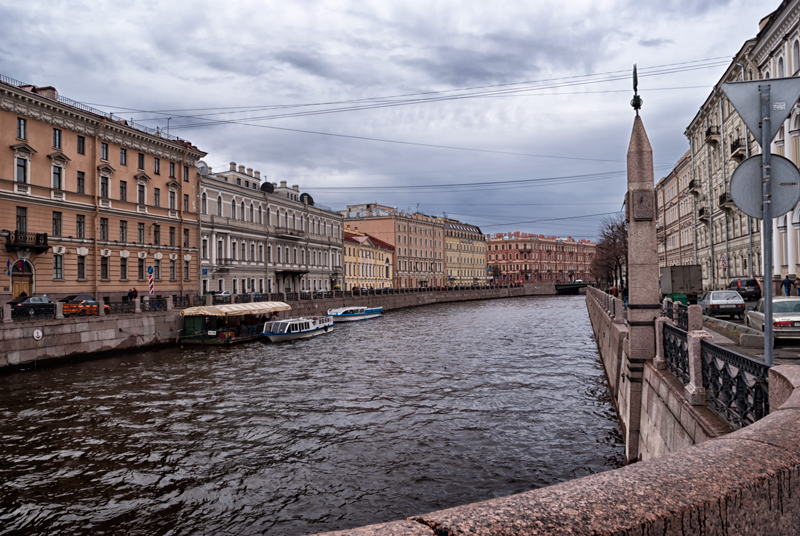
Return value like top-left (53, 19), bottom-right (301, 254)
top-left (638, 38), bottom-right (675, 48)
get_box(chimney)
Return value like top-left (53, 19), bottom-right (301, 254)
top-left (254, 171), bottom-right (260, 180)
top-left (292, 185), bottom-right (299, 191)
top-left (229, 162), bottom-right (236, 171)
top-left (208, 166), bottom-right (212, 173)
top-left (246, 168), bottom-right (253, 177)
top-left (36, 86), bottom-right (59, 100)
top-left (238, 165), bottom-right (245, 174)
top-left (272, 182), bottom-right (278, 188)
top-left (280, 181), bottom-right (287, 188)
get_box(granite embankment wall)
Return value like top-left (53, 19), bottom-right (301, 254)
top-left (585, 286), bottom-right (731, 460)
top-left (318, 296), bottom-right (800, 535)
top-left (0, 283), bottom-right (554, 368)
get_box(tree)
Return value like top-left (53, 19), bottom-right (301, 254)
top-left (590, 213), bottom-right (628, 288)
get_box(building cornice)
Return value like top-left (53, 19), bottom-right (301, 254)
top-left (753, 1), bottom-right (800, 65)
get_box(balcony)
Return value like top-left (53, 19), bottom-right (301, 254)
top-left (273, 226), bottom-right (308, 240)
top-left (730, 138), bottom-right (746, 161)
top-left (719, 192), bottom-right (734, 211)
top-left (705, 125), bottom-right (721, 145)
top-left (214, 257), bottom-right (234, 272)
top-left (688, 179), bottom-right (702, 197)
top-left (698, 206), bottom-right (710, 221)
top-left (5, 231), bottom-right (49, 253)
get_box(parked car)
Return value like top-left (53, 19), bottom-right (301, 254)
top-left (727, 278), bottom-right (762, 301)
top-left (745, 297), bottom-right (800, 339)
top-left (698, 290), bottom-right (746, 319)
top-left (8, 296), bottom-right (55, 316)
top-left (63, 298), bottom-right (110, 316)
top-left (58, 294), bottom-right (94, 303)
top-left (218, 290), bottom-right (232, 296)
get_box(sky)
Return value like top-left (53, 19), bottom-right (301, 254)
top-left (0, 0), bottom-right (776, 240)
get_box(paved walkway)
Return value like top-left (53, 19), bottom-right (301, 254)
top-left (701, 322), bottom-right (800, 366)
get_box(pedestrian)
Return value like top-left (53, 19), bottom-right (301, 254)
top-left (127, 289), bottom-right (133, 301)
top-left (132, 287), bottom-right (138, 300)
top-left (781, 276), bottom-right (795, 296)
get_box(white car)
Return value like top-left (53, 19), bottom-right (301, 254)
top-left (698, 290), bottom-right (746, 319)
top-left (745, 297), bottom-right (800, 339)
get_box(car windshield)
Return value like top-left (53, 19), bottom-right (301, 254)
top-left (713, 292), bottom-right (741, 301)
top-left (774, 300), bottom-right (800, 314)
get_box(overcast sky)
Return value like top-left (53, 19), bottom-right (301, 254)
top-left (0, 0), bottom-right (775, 240)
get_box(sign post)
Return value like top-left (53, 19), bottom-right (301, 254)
top-left (147, 265), bottom-right (154, 295)
top-left (722, 78), bottom-right (800, 366)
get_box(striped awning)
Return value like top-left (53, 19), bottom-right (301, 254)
top-left (180, 301), bottom-right (291, 317)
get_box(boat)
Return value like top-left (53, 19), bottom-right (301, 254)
top-left (262, 316), bottom-right (334, 342)
top-left (327, 305), bottom-right (384, 322)
top-left (179, 301), bottom-right (292, 345)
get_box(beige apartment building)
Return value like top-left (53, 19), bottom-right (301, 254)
top-left (343, 228), bottom-right (394, 290)
top-left (198, 161), bottom-right (344, 295)
top-left (0, 75), bottom-right (206, 303)
top-left (656, 151), bottom-right (695, 269)
top-left (486, 232), bottom-right (595, 283)
top-left (340, 203), bottom-right (445, 288)
top-left (443, 218), bottom-right (486, 286)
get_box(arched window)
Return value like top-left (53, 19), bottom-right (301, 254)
top-left (241, 202), bottom-right (245, 221)
top-left (201, 193), bottom-right (207, 214)
top-left (266, 207), bottom-right (270, 225)
top-left (794, 41), bottom-right (800, 74)
top-left (217, 196), bottom-right (222, 217)
top-left (779, 57), bottom-right (785, 78)
top-left (231, 200), bottom-right (236, 219)
top-left (258, 206), bottom-right (262, 224)
top-left (250, 204), bottom-right (254, 223)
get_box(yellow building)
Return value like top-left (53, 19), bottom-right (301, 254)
top-left (343, 228), bottom-right (394, 289)
top-left (443, 219), bottom-right (486, 286)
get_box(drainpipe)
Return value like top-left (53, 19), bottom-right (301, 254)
top-left (700, 109), bottom-right (716, 288)
top-left (735, 60), bottom-right (755, 278)
top-left (687, 129), bottom-right (698, 265)
top-left (714, 88), bottom-right (730, 284)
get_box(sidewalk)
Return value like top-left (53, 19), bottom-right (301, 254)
top-left (701, 321), bottom-right (800, 366)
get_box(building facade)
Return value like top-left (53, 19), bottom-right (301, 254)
top-left (486, 232), bottom-right (595, 283)
top-left (1, 75), bottom-right (206, 303)
top-left (656, 151), bottom-right (695, 269)
top-left (198, 162), bottom-right (344, 295)
top-left (442, 218), bottom-right (486, 286)
top-left (340, 203), bottom-right (445, 288)
top-left (343, 228), bottom-right (394, 290)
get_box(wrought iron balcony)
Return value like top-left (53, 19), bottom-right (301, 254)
top-left (698, 206), bottom-right (710, 221)
top-left (5, 231), bottom-right (49, 253)
top-left (273, 226), bottom-right (308, 240)
top-left (705, 125), bottom-right (721, 145)
top-left (719, 192), bottom-right (734, 210)
top-left (730, 137), bottom-right (746, 160)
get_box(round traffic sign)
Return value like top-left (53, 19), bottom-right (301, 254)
top-left (730, 154), bottom-right (800, 219)
top-left (147, 265), bottom-right (154, 275)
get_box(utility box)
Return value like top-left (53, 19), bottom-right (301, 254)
top-left (660, 265), bottom-right (702, 301)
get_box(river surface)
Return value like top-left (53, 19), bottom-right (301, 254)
top-left (0, 295), bottom-right (624, 535)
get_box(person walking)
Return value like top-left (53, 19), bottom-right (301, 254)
top-left (132, 287), bottom-right (138, 300)
top-left (781, 276), bottom-right (795, 296)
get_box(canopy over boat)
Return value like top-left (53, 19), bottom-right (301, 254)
top-left (180, 301), bottom-right (291, 317)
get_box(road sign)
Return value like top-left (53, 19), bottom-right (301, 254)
top-left (722, 79), bottom-right (800, 145)
top-left (147, 265), bottom-right (154, 275)
top-left (730, 154), bottom-right (800, 218)
top-left (202, 268), bottom-right (208, 275)
top-left (720, 254), bottom-right (728, 270)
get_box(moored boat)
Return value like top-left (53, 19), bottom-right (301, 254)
top-left (327, 306), bottom-right (383, 322)
top-left (262, 316), bottom-right (334, 342)
top-left (179, 301), bottom-right (292, 345)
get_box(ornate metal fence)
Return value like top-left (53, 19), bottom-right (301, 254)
top-left (269, 293), bottom-right (284, 301)
top-left (663, 300), bottom-right (673, 320)
top-left (141, 298), bottom-right (167, 312)
top-left (663, 324), bottom-right (690, 385)
top-left (191, 295), bottom-right (205, 307)
top-left (700, 341), bottom-right (769, 429)
top-left (11, 306), bottom-right (55, 322)
top-left (675, 303), bottom-right (688, 331)
top-left (106, 301), bottom-right (135, 315)
top-left (173, 296), bottom-right (192, 309)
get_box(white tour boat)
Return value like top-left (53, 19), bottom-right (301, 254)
top-left (261, 316), bottom-right (334, 342)
top-left (326, 306), bottom-right (384, 322)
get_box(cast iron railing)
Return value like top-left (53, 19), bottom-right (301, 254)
top-left (233, 294), bottom-right (249, 303)
top-left (11, 305), bottom-right (55, 322)
top-left (269, 293), bottom-right (284, 301)
top-left (191, 295), bottom-right (205, 307)
top-left (141, 298), bottom-right (167, 312)
top-left (106, 301), bottom-right (135, 315)
top-left (663, 300), bottom-right (674, 320)
top-left (675, 303), bottom-right (688, 331)
top-left (172, 295), bottom-right (191, 309)
top-left (664, 324), bottom-right (690, 385)
top-left (700, 341), bottom-right (769, 429)
top-left (285, 292), bottom-right (298, 301)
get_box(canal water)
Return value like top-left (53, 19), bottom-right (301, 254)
top-left (0, 295), bottom-right (624, 535)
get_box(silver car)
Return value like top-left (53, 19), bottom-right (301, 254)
top-left (698, 290), bottom-right (746, 319)
top-left (745, 297), bottom-right (800, 339)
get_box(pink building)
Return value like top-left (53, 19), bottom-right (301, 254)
top-left (486, 232), bottom-right (595, 283)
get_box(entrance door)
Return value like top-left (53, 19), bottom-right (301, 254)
top-left (12, 279), bottom-right (31, 298)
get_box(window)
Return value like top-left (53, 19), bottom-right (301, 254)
top-left (184, 260), bottom-right (190, 280)
top-left (241, 202), bottom-right (245, 221)
top-left (76, 214), bottom-right (85, 238)
top-left (231, 200), bottom-right (236, 219)
top-left (138, 258), bottom-right (145, 280)
top-left (169, 162), bottom-right (175, 178)
top-left (52, 212), bottom-right (62, 236)
top-left (138, 184), bottom-right (145, 204)
top-left (184, 194), bottom-right (189, 212)
top-left (77, 135), bottom-right (85, 155)
top-left (77, 171), bottom-right (85, 193)
top-left (183, 228), bottom-right (189, 247)
top-left (120, 181), bottom-right (127, 201)
top-left (120, 148), bottom-right (127, 165)
top-left (120, 220), bottom-right (127, 242)
top-left (138, 153), bottom-right (145, 170)
top-left (250, 204), bottom-right (254, 222)
top-left (217, 196), bottom-right (222, 216)
top-left (16, 158), bottom-right (26, 183)
top-left (52, 166), bottom-right (62, 189)
top-left (100, 176), bottom-right (109, 197)
top-left (169, 226), bottom-right (175, 246)
top-left (154, 157), bottom-right (160, 175)
top-left (101, 143), bottom-right (109, 161)
top-left (154, 188), bottom-right (160, 207)
top-left (138, 222), bottom-right (145, 243)
top-left (183, 165), bottom-right (189, 182)
top-left (53, 128), bottom-right (62, 149)
top-left (201, 193), bottom-right (207, 214)
top-left (77, 256), bottom-right (86, 279)
top-left (202, 239), bottom-right (208, 259)
top-left (53, 255), bottom-right (63, 279)
top-left (153, 224), bottom-right (160, 245)
top-left (120, 257), bottom-right (128, 280)
top-left (101, 257), bottom-right (109, 280)
top-left (170, 260), bottom-right (176, 280)
top-left (100, 217), bottom-right (109, 240)
top-left (154, 259), bottom-right (161, 280)
top-left (169, 190), bottom-right (175, 209)
top-left (16, 118), bottom-right (26, 139)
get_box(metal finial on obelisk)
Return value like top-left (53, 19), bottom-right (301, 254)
top-left (631, 64), bottom-right (642, 116)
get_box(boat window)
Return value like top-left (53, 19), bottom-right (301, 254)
top-left (291, 324), bottom-right (298, 332)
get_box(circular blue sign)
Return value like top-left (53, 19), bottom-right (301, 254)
top-left (147, 265), bottom-right (154, 275)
